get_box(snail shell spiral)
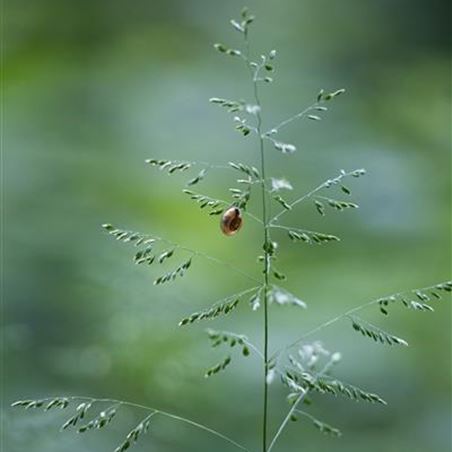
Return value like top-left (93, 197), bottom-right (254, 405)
top-left (220, 207), bottom-right (243, 236)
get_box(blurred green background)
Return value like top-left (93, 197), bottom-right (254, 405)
top-left (3, 0), bottom-right (451, 451)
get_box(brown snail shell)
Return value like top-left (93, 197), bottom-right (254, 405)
top-left (220, 207), bottom-right (243, 236)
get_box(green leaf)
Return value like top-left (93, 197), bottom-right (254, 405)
top-left (114, 414), bottom-right (154, 452)
top-left (409, 301), bottom-right (434, 312)
top-left (145, 159), bottom-right (191, 174)
top-left (232, 188), bottom-right (251, 210)
top-left (272, 270), bottom-right (286, 281)
top-left (154, 258), bottom-right (192, 285)
top-left (206, 329), bottom-right (252, 359)
top-left (352, 168), bottom-right (366, 177)
top-left (287, 230), bottom-right (310, 243)
top-left (312, 419), bottom-right (342, 437)
top-left (324, 88), bottom-right (346, 100)
top-left (213, 43), bottom-right (227, 53)
top-left (350, 317), bottom-right (408, 346)
top-left (78, 407), bottom-right (117, 433)
top-left (61, 402), bottom-right (92, 430)
top-left (157, 248), bottom-right (175, 264)
top-left (377, 281), bottom-right (451, 315)
top-left (314, 200), bottom-right (325, 216)
top-left (230, 19), bottom-right (244, 33)
top-left (205, 356), bottom-right (232, 378)
top-left (134, 247), bottom-right (155, 265)
top-left (435, 281), bottom-right (452, 292)
top-left (183, 189), bottom-right (225, 215)
top-left (316, 89), bottom-right (325, 102)
top-left (249, 292), bottom-right (261, 311)
top-left (263, 240), bottom-right (277, 256)
top-left (286, 372), bottom-right (386, 405)
top-left (235, 124), bottom-right (250, 135)
top-left (229, 162), bottom-right (260, 179)
top-left (324, 198), bottom-right (359, 211)
top-left (179, 297), bottom-right (240, 326)
top-left (287, 229), bottom-right (340, 245)
top-left (102, 224), bottom-right (155, 247)
top-left (274, 195), bottom-right (292, 210)
top-left (209, 98), bottom-right (244, 113)
top-left (187, 168), bottom-right (208, 186)
top-left (341, 185), bottom-right (351, 195)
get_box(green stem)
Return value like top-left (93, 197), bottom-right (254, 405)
top-left (252, 51), bottom-right (270, 452)
top-left (260, 134), bottom-right (270, 452)
top-left (244, 28), bottom-right (271, 452)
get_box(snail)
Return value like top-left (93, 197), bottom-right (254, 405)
top-left (220, 207), bottom-right (243, 236)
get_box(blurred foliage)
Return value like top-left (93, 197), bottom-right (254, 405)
top-left (3, 0), bottom-right (451, 451)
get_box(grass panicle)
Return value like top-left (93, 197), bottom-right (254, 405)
top-left (11, 7), bottom-right (450, 452)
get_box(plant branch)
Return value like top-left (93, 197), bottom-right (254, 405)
top-left (267, 356), bottom-right (336, 451)
top-left (191, 249), bottom-right (261, 284)
top-left (271, 282), bottom-right (449, 360)
top-left (264, 101), bottom-right (321, 135)
top-left (151, 235), bottom-right (261, 284)
top-left (267, 390), bottom-right (306, 452)
top-left (269, 224), bottom-right (337, 237)
top-left (269, 169), bottom-right (363, 224)
top-left (22, 396), bottom-right (251, 452)
top-left (217, 329), bottom-right (265, 360)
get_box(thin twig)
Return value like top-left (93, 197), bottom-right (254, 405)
top-left (184, 189), bottom-right (263, 225)
top-left (269, 169), bottom-right (362, 224)
top-left (152, 235), bottom-right (261, 284)
top-left (33, 396), bottom-right (252, 452)
top-left (267, 357), bottom-right (335, 451)
top-left (269, 224), bottom-right (338, 237)
top-left (267, 390), bottom-right (307, 452)
top-left (216, 329), bottom-right (265, 360)
top-left (206, 286), bottom-right (262, 311)
top-left (271, 282), bottom-right (447, 360)
top-left (265, 101), bottom-right (320, 135)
